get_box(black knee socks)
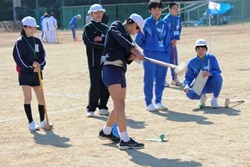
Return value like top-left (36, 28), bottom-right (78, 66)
top-left (38, 105), bottom-right (45, 122)
top-left (24, 104), bottom-right (45, 123)
top-left (24, 104), bottom-right (33, 123)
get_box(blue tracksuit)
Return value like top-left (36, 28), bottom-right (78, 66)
top-left (163, 13), bottom-right (182, 80)
top-left (184, 53), bottom-right (223, 99)
top-left (40, 15), bottom-right (45, 39)
top-left (135, 15), bottom-right (171, 106)
top-left (69, 16), bottom-right (78, 40)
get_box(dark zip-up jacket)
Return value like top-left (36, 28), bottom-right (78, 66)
top-left (13, 35), bottom-right (46, 74)
top-left (101, 21), bottom-right (134, 71)
top-left (83, 20), bottom-right (109, 67)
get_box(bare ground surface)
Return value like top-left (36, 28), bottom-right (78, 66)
top-left (0, 24), bottom-right (250, 167)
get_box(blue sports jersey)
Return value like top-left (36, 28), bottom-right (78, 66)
top-left (163, 14), bottom-right (182, 41)
top-left (184, 53), bottom-right (222, 87)
top-left (70, 16), bottom-right (78, 28)
top-left (135, 15), bottom-right (170, 53)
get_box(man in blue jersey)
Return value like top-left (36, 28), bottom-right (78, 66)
top-left (183, 39), bottom-right (223, 108)
top-left (163, 2), bottom-right (183, 87)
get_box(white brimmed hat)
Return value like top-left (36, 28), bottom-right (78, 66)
top-left (195, 39), bottom-right (207, 46)
top-left (88, 4), bottom-right (106, 14)
top-left (129, 13), bottom-right (144, 32)
top-left (22, 16), bottom-right (39, 27)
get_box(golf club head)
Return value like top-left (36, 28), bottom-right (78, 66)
top-left (43, 123), bottom-right (53, 130)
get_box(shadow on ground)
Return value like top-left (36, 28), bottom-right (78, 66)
top-left (126, 149), bottom-right (202, 167)
top-left (192, 106), bottom-right (241, 116)
top-left (150, 110), bottom-right (213, 125)
top-left (31, 130), bottom-right (72, 148)
top-left (102, 143), bottom-right (202, 167)
top-left (165, 85), bottom-right (185, 91)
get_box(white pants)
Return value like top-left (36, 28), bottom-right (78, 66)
top-left (47, 29), bottom-right (57, 43)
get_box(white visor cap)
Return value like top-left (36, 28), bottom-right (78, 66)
top-left (129, 13), bottom-right (144, 33)
top-left (22, 16), bottom-right (39, 27)
top-left (195, 39), bottom-right (207, 46)
top-left (88, 4), bottom-right (106, 14)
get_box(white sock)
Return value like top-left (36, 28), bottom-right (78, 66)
top-left (120, 131), bottom-right (130, 142)
top-left (102, 125), bottom-right (112, 135)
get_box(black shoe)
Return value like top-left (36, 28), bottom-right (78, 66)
top-left (98, 129), bottom-right (120, 143)
top-left (118, 138), bottom-right (144, 150)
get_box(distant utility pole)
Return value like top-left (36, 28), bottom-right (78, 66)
top-left (13, 0), bottom-right (21, 21)
top-left (35, 0), bottom-right (38, 20)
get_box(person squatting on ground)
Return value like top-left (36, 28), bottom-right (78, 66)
top-left (135, 0), bottom-right (171, 112)
top-left (183, 39), bottom-right (223, 108)
top-left (69, 14), bottom-right (81, 41)
top-left (163, 2), bottom-right (183, 87)
top-left (12, 16), bottom-right (47, 130)
top-left (83, 4), bottom-right (110, 117)
top-left (98, 14), bottom-right (145, 149)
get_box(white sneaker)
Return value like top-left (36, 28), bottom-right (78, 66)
top-left (40, 120), bottom-right (46, 129)
top-left (28, 121), bottom-right (39, 131)
top-left (87, 111), bottom-right (94, 117)
top-left (211, 98), bottom-right (219, 108)
top-left (199, 94), bottom-right (207, 109)
top-left (146, 104), bottom-right (158, 112)
top-left (171, 79), bottom-right (183, 86)
top-left (99, 109), bottom-right (109, 116)
top-left (165, 81), bottom-right (170, 87)
top-left (155, 103), bottom-right (168, 111)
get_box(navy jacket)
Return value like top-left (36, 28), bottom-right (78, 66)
top-left (102, 21), bottom-right (134, 71)
top-left (83, 20), bottom-right (109, 67)
top-left (13, 35), bottom-right (46, 74)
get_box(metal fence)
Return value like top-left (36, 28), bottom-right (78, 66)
top-left (58, 0), bottom-right (249, 29)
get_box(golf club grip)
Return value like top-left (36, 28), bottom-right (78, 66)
top-left (144, 57), bottom-right (175, 69)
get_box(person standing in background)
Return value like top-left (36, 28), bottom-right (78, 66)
top-left (135, 0), bottom-right (171, 112)
top-left (41, 13), bottom-right (49, 42)
top-left (83, 4), bottom-right (110, 117)
top-left (47, 12), bottom-right (58, 43)
top-left (163, 2), bottom-right (183, 87)
top-left (40, 12), bottom-right (48, 40)
top-left (69, 14), bottom-right (81, 41)
top-left (13, 16), bottom-right (47, 130)
top-left (85, 14), bottom-right (92, 25)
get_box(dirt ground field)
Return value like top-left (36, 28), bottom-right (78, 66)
top-left (0, 23), bottom-right (249, 167)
